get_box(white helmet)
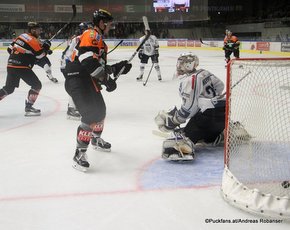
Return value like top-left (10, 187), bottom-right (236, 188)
top-left (176, 52), bottom-right (199, 75)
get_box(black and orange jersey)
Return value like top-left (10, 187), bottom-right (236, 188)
top-left (77, 28), bottom-right (108, 78)
top-left (224, 35), bottom-right (240, 45)
top-left (7, 33), bottom-right (46, 69)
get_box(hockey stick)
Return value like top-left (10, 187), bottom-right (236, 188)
top-left (219, 70), bottom-right (251, 98)
top-left (49, 5), bottom-right (76, 41)
top-left (143, 63), bottom-right (154, 86)
top-left (215, 70), bottom-right (251, 102)
top-left (107, 40), bottom-right (123, 55)
top-left (52, 39), bottom-right (68, 51)
top-left (113, 16), bottom-right (150, 81)
top-left (199, 38), bottom-right (211, 46)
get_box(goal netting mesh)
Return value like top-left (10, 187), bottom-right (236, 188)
top-left (221, 58), bottom-right (290, 220)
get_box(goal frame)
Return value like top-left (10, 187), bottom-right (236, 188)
top-left (222, 57), bottom-right (290, 220)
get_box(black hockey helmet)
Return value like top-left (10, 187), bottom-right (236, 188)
top-left (27, 22), bottom-right (41, 32)
top-left (93, 9), bottom-right (113, 26)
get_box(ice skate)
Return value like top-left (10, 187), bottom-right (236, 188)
top-left (91, 137), bottom-right (111, 152)
top-left (25, 101), bottom-right (41, 116)
top-left (136, 74), bottom-right (143, 81)
top-left (158, 75), bottom-right (162, 81)
top-left (47, 75), bottom-right (58, 83)
top-left (72, 148), bottom-right (89, 172)
top-left (67, 107), bottom-right (81, 120)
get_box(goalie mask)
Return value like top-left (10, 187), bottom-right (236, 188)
top-left (176, 52), bottom-right (199, 75)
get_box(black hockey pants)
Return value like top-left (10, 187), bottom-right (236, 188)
top-left (64, 61), bottom-right (106, 125)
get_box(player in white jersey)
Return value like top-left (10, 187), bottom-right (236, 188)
top-left (137, 30), bottom-right (162, 81)
top-left (60, 22), bottom-right (91, 120)
top-left (155, 52), bottom-right (226, 161)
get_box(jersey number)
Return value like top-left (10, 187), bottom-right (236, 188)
top-left (205, 84), bottom-right (216, 97)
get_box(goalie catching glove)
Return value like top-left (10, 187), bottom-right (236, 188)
top-left (155, 106), bottom-right (183, 132)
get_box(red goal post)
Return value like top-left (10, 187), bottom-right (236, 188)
top-left (221, 57), bottom-right (290, 219)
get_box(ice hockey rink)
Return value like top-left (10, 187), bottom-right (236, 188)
top-left (0, 45), bottom-right (289, 230)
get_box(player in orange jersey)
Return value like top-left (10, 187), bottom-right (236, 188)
top-left (64, 9), bottom-right (132, 171)
top-left (223, 30), bottom-right (240, 65)
top-left (7, 34), bottom-right (57, 84)
top-left (0, 22), bottom-right (52, 116)
top-left (61, 22), bottom-right (92, 120)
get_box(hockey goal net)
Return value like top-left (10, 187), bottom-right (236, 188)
top-left (221, 58), bottom-right (290, 219)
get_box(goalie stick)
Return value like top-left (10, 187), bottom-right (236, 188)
top-left (49, 5), bottom-right (76, 41)
top-left (113, 16), bottom-right (151, 81)
top-left (152, 130), bottom-right (224, 147)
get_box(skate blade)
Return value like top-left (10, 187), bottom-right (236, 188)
top-left (72, 162), bottom-right (88, 172)
top-left (67, 115), bottom-right (81, 121)
top-left (25, 112), bottom-right (41, 117)
top-left (92, 146), bottom-right (111, 152)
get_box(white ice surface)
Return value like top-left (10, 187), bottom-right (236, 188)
top-left (0, 47), bottom-right (289, 229)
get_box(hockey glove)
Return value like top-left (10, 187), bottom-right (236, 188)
top-left (103, 75), bottom-right (117, 92)
top-left (164, 116), bottom-right (179, 131)
top-left (7, 46), bottom-right (12, 54)
top-left (154, 49), bottom-right (159, 58)
top-left (233, 43), bottom-right (240, 49)
top-left (110, 60), bottom-right (132, 77)
top-left (47, 49), bottom-right (53, 55)
top-left (7, 41), bottom-right (15, 54)
top-left (138, 51), bottom-right (143, 60)
top-left (155, 109), bottom-right (180, 133)
top-left (42, 40), bottom-right (51, 51)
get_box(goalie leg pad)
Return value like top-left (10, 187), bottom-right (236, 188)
top-left (229, 121), bottom-right (251, 141)
top-left (162, 137), bottom-right (195, 161)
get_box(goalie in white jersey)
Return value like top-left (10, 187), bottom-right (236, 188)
top-left (137, 30), bottom-right (162, 81)
top-left (155, 52), bottom-right (225, 161)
